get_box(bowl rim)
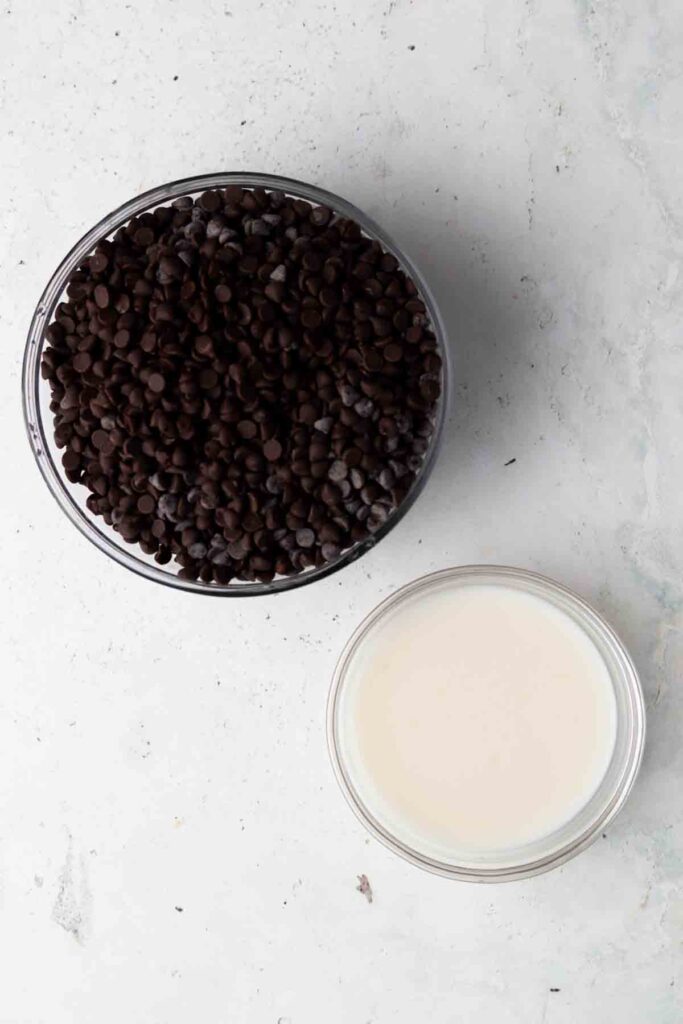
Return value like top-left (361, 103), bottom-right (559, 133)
top-left (22, 171), bottom-right (450, 596)
top-left (327, 564), bottom-right (646, 882)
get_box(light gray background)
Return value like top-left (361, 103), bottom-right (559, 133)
top-left (1, 1), bottom-right (682, 1021)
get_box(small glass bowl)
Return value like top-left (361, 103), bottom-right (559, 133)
top-left (327, 565), bottom-right (646, 882)
top-left (22, 173), bottom-right (449, 595)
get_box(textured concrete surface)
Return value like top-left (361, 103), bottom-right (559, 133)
top-left (1, 0), bottom-right (682, 1021)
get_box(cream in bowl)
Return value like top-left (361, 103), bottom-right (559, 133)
top-left (328, 566), bottom-right (645, 881)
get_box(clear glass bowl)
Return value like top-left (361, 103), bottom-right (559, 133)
top-left (22, 173), bottom-right (450, 595)
top-left (327, 565), bottom-right (646, 882)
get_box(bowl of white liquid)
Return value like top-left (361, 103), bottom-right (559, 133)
top-left (328, 566), bottom-right (645, 881)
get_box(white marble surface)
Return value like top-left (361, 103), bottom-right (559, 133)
top-left (1, 0), bottom-right (682, 1020)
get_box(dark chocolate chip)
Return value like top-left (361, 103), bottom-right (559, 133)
top-left (263, 439), bottom-right (282, 462)
top-left (42, 184), bottom-right (441, 585)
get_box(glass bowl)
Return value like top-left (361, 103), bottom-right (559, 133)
top-left (22, 173), bottom-right (450, 596)
top-left (327, 565), bottom-right (646, 882)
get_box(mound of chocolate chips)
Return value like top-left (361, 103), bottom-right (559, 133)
top-left (41, 186), bottom-right (442, 584)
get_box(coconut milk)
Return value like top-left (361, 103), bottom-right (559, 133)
top-left (338, 582), bottom-right (617, 858)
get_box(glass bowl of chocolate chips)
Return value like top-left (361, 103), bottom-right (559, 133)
top-left (23, 173), bottom-right (449, 594)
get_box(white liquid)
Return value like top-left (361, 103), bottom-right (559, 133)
top-left (339, 582), bottom-right (617, 859)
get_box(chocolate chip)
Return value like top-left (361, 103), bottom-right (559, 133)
top-left (237, 419), bottom-right (257, 439)
top-left (263, 439), bottom-right (282, 461)
top-left (419, 376), bottom-right (441, 402)
top-left (384, 342), bottom-right (403, 363)
top-left (199, 190), bottom-right (221, 212)
top-left (339, 384), bottom-right (359, 407)
top-left (199, 368), bottom-right (218, 390)
top-left (349, 467), bottom-right (365, 490)
top-left (354, 398), bottom-right (374, 419)
top-left (328, 459), bottom-right (348, 483)
top-left (310, 205), bottom-right (331, 227)
top-left (137, 494), bottom-right (156, 515)
top-left (94, 284), bottom-right (110, 309)
top-left (62, 449), bottom-right (81, 472)
top-left (91, 429), bottom-right (113, 453)
top-left (42, 186), bottom-right (441, 584)
top-left (89, 252), bottom-right (108, 274)
top-left (72, 352), bottom-right (92, 373)
top-left (301, 308), bottom-right (321, 329)
top-left (188, 542), bottom-right (208, 560)
top-left (296, 528), bottom-right (315, 548)
top-left (378, 467), bottom-right (395, 489)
